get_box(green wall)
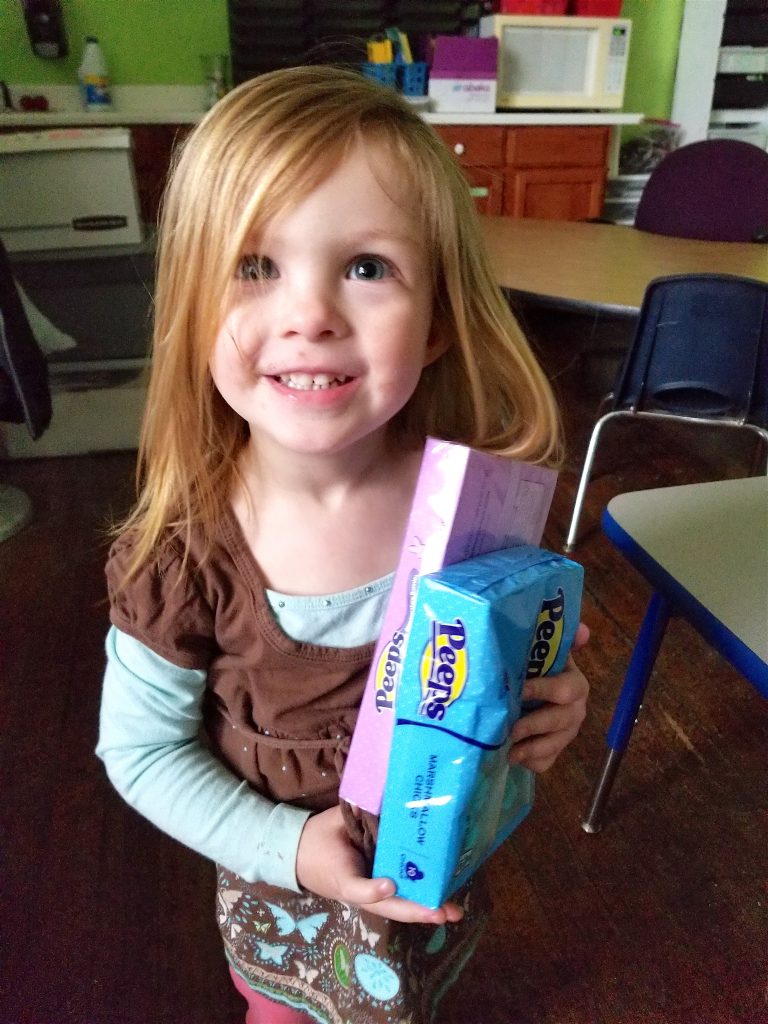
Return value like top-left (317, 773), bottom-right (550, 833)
top-left (3, 0), bottom-right (683, 120)
top-left (1, 0), bottom-right (229, 85)
top-left (622, 0), bottom-right (686, 121)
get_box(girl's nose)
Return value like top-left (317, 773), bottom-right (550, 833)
top-left (278, 281), bottom-right (347, 342)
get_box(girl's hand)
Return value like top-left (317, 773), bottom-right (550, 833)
top-left (296, 805), bottom-right (464, 925)
top-left (509, 622), bottom-right (590, 773)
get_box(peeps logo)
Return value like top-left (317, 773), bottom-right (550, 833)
top-left (374, 630), bottom-right (405, 713)
top-left (527, 588), bottom-right (566, 678)
top-left (417, 618), bottom-right (468, 721)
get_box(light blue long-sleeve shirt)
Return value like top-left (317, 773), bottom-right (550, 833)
top-left (97, 626), bottom-right (311, 891)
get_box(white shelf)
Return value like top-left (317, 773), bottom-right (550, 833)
top-left (425, 111), bottom-right (643, 126)
top-left (2, 106), bottom-right (644, 130)
top-left (0, 84), bottom-right (207, 126)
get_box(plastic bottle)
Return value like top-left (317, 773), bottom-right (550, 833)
top-left (79, 36), bottom-right (112, 111)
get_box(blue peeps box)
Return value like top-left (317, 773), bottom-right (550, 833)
top-left (373, 545), bottom-right (583, 909)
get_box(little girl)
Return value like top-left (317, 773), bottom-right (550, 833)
top-left (98, 66), bottom-right (589, 1024)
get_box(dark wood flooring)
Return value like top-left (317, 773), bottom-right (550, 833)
top-left (2, 316), bottom-right (767, 1024)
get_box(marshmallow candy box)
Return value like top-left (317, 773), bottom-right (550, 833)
top-left (340, 439), bottom-right (557, 817)
top-left (372, 545), bottom-right (583, 909)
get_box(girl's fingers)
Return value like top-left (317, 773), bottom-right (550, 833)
top-left (361, 891), bottom-right (465, 924)
top-left (336, 875), bottom-right (396, 908)
top-left (511, 695), bottom-right (587, 746)
top-left (520, 664), bottom-right (589, 711)
top-left (573, 621), bottom-right (590, 650)
top-left (509, 727), bottom-right (573, 769)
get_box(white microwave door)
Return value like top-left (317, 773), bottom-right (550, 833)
top-left (499, 26), bottom-right (595, 98)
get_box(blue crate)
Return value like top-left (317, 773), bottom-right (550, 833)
top-left (399, 62), bottom-right (428, 97)
top-left (361, 62), bottom-right (398, 88)
top-left (361, 61), bottom-right (429, 97)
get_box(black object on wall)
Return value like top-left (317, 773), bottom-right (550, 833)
top-left (0, 239), bottom-right (51, 441)
top-left (227, 0), bottom-right (489, 85)
top-left (21, 0), bottom-right (68, 59)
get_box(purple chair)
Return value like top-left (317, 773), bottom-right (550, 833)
top-left (634, 139), bottom-right (768, 242)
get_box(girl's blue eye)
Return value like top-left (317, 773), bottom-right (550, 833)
top-left (237, 255), bottom-right (277, 281)
top-left (348, 256), bottom-right (390, 281)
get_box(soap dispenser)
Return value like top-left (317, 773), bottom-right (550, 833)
top-left (21, 0), bottom-right (68, 59)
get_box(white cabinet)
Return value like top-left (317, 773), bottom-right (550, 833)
top-left (672, 0), bottom-right (768, 145)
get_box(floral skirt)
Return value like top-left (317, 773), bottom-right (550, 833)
top-left (217, 870), bottom-right (489, 1024)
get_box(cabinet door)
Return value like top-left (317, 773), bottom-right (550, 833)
top-left (434, 125), bottom-right (505, 215)
top-left (503, 166), bottom-right (606, 220)
top-left (463, 166), bottom-right (504, 216)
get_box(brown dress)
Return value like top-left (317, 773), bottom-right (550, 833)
top-left (106, 510), bottom-right (489, 1024)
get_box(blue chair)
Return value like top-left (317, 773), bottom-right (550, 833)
top-left (565, 274), bottom-right (768, 551)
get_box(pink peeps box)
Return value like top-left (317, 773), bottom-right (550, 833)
top-left (339, 438), bottom-right (557, 815)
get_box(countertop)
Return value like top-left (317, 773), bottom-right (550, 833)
top-left (1, 83), bottom-right (643, 129)
top-left (1, 109), bottom-right (644, 128)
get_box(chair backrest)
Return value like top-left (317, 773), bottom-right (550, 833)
top-left (613, 274), bottom-right (768, 428)
top-left (634, 140), bottom-right (768, 243)
top-left (0, 237), bottom-right (51, 440)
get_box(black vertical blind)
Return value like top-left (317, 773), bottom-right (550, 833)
top-left (228, 1), bottom-right (489, 84)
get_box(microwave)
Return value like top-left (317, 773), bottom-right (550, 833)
top-left (478, 15), bottom-right (631, 110)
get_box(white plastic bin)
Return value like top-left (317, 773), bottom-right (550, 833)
top-left (602, 173), bottom-right (650, 225)
top-left (718, 47), bottom-right (768, 75)
top-left (0, 127), bottom-right (142, 253)
top-left (708, 125), bottom-right (768, 151)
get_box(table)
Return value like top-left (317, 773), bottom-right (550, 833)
top-left (582, 476), bottom-right (768, 832)
top-left (480, 217), bottom-right (768, 315)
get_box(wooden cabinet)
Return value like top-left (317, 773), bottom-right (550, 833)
top-left (503, 126), bottom-right (609, 219)
top-left (435, 124), bottom-right (610, 221)
top-left (129, 121), bottom-right (610, 227)
top-left (130, 124), bottom-right (191, 225)
top-left (434, 126), bottom-right (505, 215)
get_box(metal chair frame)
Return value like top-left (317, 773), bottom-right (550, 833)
top-left (564, 274), bottom-right (768, 551)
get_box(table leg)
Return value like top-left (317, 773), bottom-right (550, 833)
top-left (582, 590), bottom-right (672, 833)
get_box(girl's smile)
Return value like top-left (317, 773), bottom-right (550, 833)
top-left (209, 141), bottom-right (447, 463)
top-left (273, 373), bottom-right (352, 391)
top-left (266, 370), bottom-right (360, 408)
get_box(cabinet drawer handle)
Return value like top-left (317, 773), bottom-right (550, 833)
top-left (470, 187), bottom-right (489, 199)
top-left (453, 142), bottom-right (465, 156)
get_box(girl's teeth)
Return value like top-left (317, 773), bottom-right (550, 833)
top-left (278, 373), bottom-right (347, 390)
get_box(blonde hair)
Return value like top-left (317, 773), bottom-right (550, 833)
top-left (121, 65), bottom-right (561, 576)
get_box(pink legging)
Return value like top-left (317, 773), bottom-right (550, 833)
top-left (229, 967), bottom-right (312, 1024)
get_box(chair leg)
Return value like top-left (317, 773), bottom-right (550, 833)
top-left (564, 410), bottom-right (621, 552)
top-left (582, 591), bottom-right (672, 833)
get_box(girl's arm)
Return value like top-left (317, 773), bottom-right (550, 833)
top-left (99, 627), bottom-right (464, 925)
top-left (97, 626), bottom-right (311, 891)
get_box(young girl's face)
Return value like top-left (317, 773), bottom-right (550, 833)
top-left (209, 141), bottom-right (446, 464)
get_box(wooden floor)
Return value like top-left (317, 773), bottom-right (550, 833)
top-left (2, 317), bottom-right (767, 1024)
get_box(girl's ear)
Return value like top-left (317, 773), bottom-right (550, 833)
top-left (422, 321), bottom-right (450, 369)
